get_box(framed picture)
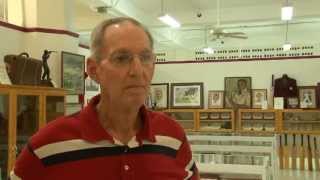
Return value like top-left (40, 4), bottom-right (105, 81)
top-left (224, 77), bottom-right (251, 108)
top-left (85, 77), bottom-right (100, 92)
top-left (298, 86), bottom-right (317, 108)
top-left (148, 83), bottom-right (169, 109)
top-left (61, 51), bottom-right (85, 94)
top-left (170, 82), bottom-right (203, 109)
top-left (287, 97), bottom-right (299, 109)
top-left (208, 90), bottom-right (224, 108)
top-left (252, 89), bottom-right (267, 108)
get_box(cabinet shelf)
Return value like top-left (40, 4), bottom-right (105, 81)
top-left (0, 84), bottom-right (65, 179)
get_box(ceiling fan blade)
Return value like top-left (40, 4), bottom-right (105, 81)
top-left (225, 35), bottom-right (248, 39)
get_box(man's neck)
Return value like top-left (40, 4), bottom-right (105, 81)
top-left (96, 100), bottom-right (142, 145)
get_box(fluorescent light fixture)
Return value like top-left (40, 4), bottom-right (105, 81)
top-left (158, 14), bottom-right (181, 28)
top-left (281, 6), bottom-right (293, 20)
top-left (203, 47), bottom-right (214, 54)
top-left (283, 43), bottom-right (291, 51)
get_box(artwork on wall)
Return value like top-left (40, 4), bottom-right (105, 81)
top-left (208, 90), bottom-right (224, 108)
top-left (148, 83), bottom-right (169, 109)
top-left (170, 82), bottom-right (203, 109)
top-left (61, 51), bottom-right (85, 94)
top-left (298, 86), bottom-right (317, 108)
top-left (224, 77), bottom-right (252, 109)
top-left (85, 77), bottom-right (99, 92)
top-left (252, 89), bottom-right (267, 109)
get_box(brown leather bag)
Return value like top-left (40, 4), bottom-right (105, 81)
top-left (4, 52), bottom-right (42, 85)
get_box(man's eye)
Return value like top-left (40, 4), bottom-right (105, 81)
top-left (140, 53), bottom-right (154, 63)
top-left (112, 54), bottom-right (131, 63)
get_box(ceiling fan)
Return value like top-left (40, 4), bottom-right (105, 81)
top-left (209, 0), bottom-right (248, 41)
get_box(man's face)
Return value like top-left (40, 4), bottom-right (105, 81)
top-left (93, 22), bottom-right (155, 107)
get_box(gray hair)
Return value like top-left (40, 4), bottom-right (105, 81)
top-left (90, 17), bottom-right (154, 62)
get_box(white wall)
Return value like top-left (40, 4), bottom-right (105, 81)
top-left (152, 58), bottom-right (320, 109)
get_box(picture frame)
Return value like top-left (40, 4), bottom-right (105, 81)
top-left (287, 97), bottom-right (299, 109)
top-left (85, 77), bottom-right (100, 92)
top-left (61, 51), bottom-right (85, 94)
top-left (252, 89), bottom-right (267, 109)
top-left (224, 77), bottom-right (252, 109)
top-left (298, 86), bottom-right (317, 108)
top-left (170, 82), bottom-right (203, 109)
top-left (208, 90), bottom-right (224, 108)
top-left (148, 83), bottom-right (169, 109)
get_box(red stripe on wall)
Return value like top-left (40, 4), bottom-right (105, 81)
top-left (0, 21), bottom-right (79, 38)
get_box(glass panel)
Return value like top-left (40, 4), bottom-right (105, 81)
top-left (46, 96), bottom-right (64, 123)
top-left (0, 94), bottom-right (9, 179)
top-left (199, 112), bottom-right (232, 130)
top-left (164, 111), bottom-right (194, 129)
top-left (283, 111), bottom-right (320, 131)
top-left (17, 95), bottom-right (39, 155)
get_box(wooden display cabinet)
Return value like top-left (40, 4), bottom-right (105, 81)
top-left (162, 109), bottom-right (197, 131)
top-left (197, 109), bottom-right (235, 132)
top-left (238, 109), bottom-right (278, 133)
top-left (279, 109), bottom-right (320, 134)
top-left (0, 84), bottom-right (65, 179)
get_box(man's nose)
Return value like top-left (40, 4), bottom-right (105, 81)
top-left (129, 56), bottom-right (143, 76)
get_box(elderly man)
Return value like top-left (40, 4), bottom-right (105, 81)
top-left (11, 17), bottom-right (199, 180)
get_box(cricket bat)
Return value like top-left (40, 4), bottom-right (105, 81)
top-left (283, 134), bottom-right (290, 169)
top-left (314, 136), bottom-right (320, 171)
top-left (307, 135), bottom-right (313, 170)
top-left (291, 134), bottom-right (297, 169)
top-left (299, 134), bottom-right (305, 170)
top-left (278, 134), bottom-right (284, 169)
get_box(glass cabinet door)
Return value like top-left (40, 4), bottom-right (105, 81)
top-left (16, 95), bottom-right (39, 155)
top-left (0, 94), bottom-right (9, 179)
top-left (46, 96), bottom-right (65, 122)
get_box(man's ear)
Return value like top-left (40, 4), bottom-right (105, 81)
top-left (86, 58), bottom-right (99, 83)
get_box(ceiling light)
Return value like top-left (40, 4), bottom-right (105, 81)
top-left (283, 43), bottom-right (291, 51)
top-left (203, 47), bottom-right (214, 54)
top-left (281, 5), bottom-right (293, 20)
top-left (158, 14), bottom-right (181, 28)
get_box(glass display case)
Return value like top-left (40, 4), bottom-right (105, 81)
top-left (163, 109), bottom-right (196, 131)
top-left (239, 109), bottom-right (277, 133)
top-left (197, 109), bottom-right (234, 132)
top-left (0, 84), bottom-right (65, 179)
top-left (0, 94), bottom-right (9, 180)
top-left (281, 109), bottom-right (320, 134)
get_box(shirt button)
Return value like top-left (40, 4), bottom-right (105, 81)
top-left (124, 165), bottom-right (130, 171)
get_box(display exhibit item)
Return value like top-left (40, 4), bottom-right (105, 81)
top-left (252, 89), bottom-right (267, 109)
top-left (4, 53), bottom-right (42, 85)
top-left (148, 83), bottom-right (169, 109)
top-left (287, 97), bottom-right (299, 109)
top-left (208, 90), bottom-right (224, 108)
top-left (170, 82), bottom-right (203, 109)
top-left (298, 86), bottom-right (317, 108)
top-left (224, 77), bottom-right (252, 109)
top-left (274, 74), bottom-right (298, 108)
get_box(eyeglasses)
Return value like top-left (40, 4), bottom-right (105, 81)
top-left (108, 49), bottom-right (155, 66)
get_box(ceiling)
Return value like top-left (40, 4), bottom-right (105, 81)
top-left (74, 0), bottom-right (320, 51)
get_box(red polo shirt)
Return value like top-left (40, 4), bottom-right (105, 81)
top-left (11, 95), bottom-right (199, 180)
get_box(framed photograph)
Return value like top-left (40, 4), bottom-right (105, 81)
top-left (252, 89), bottom-right (267, 108)
top-left (61, 51), bottom-right (85, 94)
top-left (149, 83), bottom-right (169, 109)
top-left (208, 90), bottom-right (224, 108)
top-left (224, 77), bottom-right (252, 108)
top-left (170, 82), bottom-right (204, 109)
top-left (287, 97), bottom-right (299, 109)
top-left (85, 77), bottom-right (100, 92)
top-left (298, 86), bottom-right (317, 108)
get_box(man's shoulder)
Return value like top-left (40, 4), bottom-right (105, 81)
top-left (147, 111), bottom-right (187, 140)
top-left (29, 113), bottom-right (83, 149)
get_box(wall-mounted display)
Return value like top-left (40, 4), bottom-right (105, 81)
top-left (224, 77), bottom-right (251, 109)
top-left (252, 89), bottom-right (267, 109)
top-left (61, 51), bottom-right (85, 94)
top-left (149, 83), bottom-right (169, 109)
top-left (208, 90), bottom-right (224, 108)
top-left (170, 82), bottom-right (203, 109)
top-left (298, 86), bottom-right (317, 108)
